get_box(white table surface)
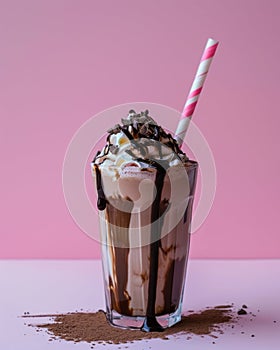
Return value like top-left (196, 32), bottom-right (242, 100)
top-left (1, 259), bottom-right (280, 350)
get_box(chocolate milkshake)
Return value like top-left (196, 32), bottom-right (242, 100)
top-left (92, 110), bottom-right (197, 332)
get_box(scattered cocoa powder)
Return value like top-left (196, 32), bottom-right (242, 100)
top-left (24, 306), bottom-right (235, 345)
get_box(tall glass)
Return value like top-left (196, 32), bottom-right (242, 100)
top-left (94, 160), bottom-right (197, 332)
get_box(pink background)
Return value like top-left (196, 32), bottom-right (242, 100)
top-left (1, 0), bottom-right (279, 259)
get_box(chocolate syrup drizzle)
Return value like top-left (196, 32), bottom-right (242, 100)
top-left (139, 159), bottom-right (166, 332)
top-left (93, 110), bottom-right (187, 166)
top-left (93, 165), bottom-right (107, 211)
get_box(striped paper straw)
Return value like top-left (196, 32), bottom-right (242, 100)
top-left (175, 38), bottom-right (219, 147)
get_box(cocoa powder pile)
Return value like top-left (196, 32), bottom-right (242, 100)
top-left (24, 305), bottom-right (235, 345)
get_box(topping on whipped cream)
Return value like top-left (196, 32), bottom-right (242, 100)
top-left (92, 110), bottom-right (188, 173)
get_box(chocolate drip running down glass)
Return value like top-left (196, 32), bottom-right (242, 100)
top-left (92, 110), bottom-right (198, 332)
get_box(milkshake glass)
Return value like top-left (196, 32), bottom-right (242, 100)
top-left (92, 110), bottom-right (198, 332)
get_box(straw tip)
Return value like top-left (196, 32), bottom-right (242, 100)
top-left (207, 38), bottom-right (219, 45)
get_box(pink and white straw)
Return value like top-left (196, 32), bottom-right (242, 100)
top-left (175, 38), bottom-right (219, 147)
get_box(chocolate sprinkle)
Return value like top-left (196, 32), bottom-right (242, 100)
top-left (237, 309), bottom-right (247, 315)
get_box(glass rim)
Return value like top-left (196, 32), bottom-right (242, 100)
top-left (91, 159), bottom-right (198, 169)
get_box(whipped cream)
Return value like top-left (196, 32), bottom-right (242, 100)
top-left (92, 110), bottom-right (188, 179)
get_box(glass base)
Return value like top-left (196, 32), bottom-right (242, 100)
top-left (106, 304), bottom-right (182, 331)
